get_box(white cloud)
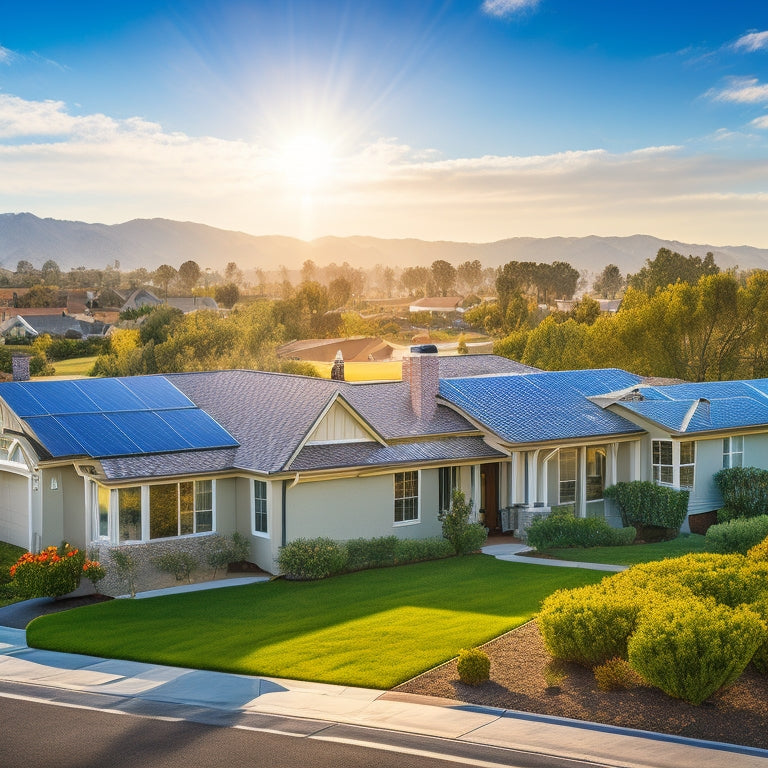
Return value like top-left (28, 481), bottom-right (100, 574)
top-left (750, 115), bottom-right (768, 130)
top-left (709, 77), bottom-right (768, 104)
top-left (481, 0), bottom-right (540, 18)
top-left (1, 94), bottom-right (767, 246)
top-left (0, 45), bottom-right (14, 64)
top-left (733, 31), bottom-right (768, 52)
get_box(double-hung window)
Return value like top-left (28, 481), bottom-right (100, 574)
top-left (438, 466), bottom-right (458, 513)
top-left (559, 448), bottom-right (577, 504)
top-left (652, 440), bottom-right (695, 489)
top-left (723, 436), bottom-right (743, 469)
top-left (149, 480), bottom-right (214, 539)
top-left (253, 479), bottom-right (268, 535)
top-left (394, 471), bottom-right (419, 524)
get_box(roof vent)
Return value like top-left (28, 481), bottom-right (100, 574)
top-left (620, 389), bottom-right (644, 402)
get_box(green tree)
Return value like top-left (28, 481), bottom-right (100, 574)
top-left (178, 260), bottom-right (202, 293)
top-left (570, 296), bottom-right (601, 325)
top-left (400, 266), bottom-right (429, 297)
top-left (457, 260), bottom-right (483, 295)
top-left (593, 264), bottom-right (624, 299)
top-left (153, 264), bottom-right (177, 300)
top-left (431, 260), bottom-right (457, 296)
top-left (214, 283), bottom-right (240, 308)
top-left (41, 259), bottom-right (62, 286)
top-left (628, 248), bottom-right (719, 294)
top-left (224, 261), bottom-right (243, 286)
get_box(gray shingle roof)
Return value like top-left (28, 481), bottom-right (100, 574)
top-left (288, 437), bottom-right (505, 472)
top-left (437, 355), bottom-right (540, 378)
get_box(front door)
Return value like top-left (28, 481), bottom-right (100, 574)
top-left (480, 463), bottom-right (499, 531)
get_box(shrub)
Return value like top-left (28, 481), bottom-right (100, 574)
top-left (526, 507), bottom-right (635, 550)
top-left (457, 648), bottom-right (490, 686)
top-left (604, 481), bottom-right (689, 531)
top-left (440, 489), bottom-right (488, 555)
top-left (393, 537), bottom-right (453, 564)
top-left (706, 515), bottom-right (768, 554)
top-left (153, 551), bottom-right (198, 582)
top-left (593, 658), bottom-right (644, 691)
top-left (82, 558), bottom-right (106, 591)
top-left (207, 532), bottom-right (251, 577)
top-left (345, 536), bottom-right (398, 571)
top-left (747, 597), bottom-right (768, 674)
top-left (538, 584), bottom-right (642, 666)
top-left (109, 548), bottom-right (138, 598)
top-left (628, 599), bottom-right (765, 705)
top-left (278, 538), bottom-right (348, 580)
top-left (713, 467), bottom-right (768, 521)
top-left (747, 535), bottom-right (768, 562)
top-left (10, 543), bottom-right (86, 599)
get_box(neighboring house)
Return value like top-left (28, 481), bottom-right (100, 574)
top-left (0, 313), bottom-right (108, 340)
top-left (278, 337), bottom-right (401, 363)
top-left (556, 298), bottom-right (622, 313)
top-left (120, 288), bottom-right (218, 314)
top-left (1, 349), bottom-right (766, 578)
top-left (409, 297), bottom-right (463, 314)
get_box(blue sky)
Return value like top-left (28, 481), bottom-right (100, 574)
top-left (1, 0), bottom-right (767, 246)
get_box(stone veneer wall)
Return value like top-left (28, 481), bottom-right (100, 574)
top-left (89, 533), bottom-right (229, 597)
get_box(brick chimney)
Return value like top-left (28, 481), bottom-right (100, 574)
top-left (331, 350), bottom-right (345, 381)
top-left (11, 354), bottom-right (31, 382)
top-left (405, 344), bottom-right (439, 420)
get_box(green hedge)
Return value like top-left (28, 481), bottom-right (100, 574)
top-left (705, 515), bottom-right (768, 554)
top-left (278, 536), bottom-right (453, 580)
top-left (713, 467), bottom-right (768, 521)
top-left (526, 507), bottom-right (636, 550)
top-left (603, 481), bottom-right (689, 530)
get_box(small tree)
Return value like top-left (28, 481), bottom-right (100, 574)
top-left (439, 489), bottom-right (488, 555)
top-left (110, 548), bottom-right (138, 598)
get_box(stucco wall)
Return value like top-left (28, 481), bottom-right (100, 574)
top-left (284, 471), bottom-right (444, 547)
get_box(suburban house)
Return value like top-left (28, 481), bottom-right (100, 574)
top-left (0, 313), bottom-right (109, 340)
top-left (0, 349), bottom-right (766, 581)
top-left (278, 337), bottom-right (401, 363)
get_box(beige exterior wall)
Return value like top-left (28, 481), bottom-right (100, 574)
top-left (0, 469), bottom-right (29, 549)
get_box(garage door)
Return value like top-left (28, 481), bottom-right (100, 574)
top-left (0, 471), bottom-right (29, 549)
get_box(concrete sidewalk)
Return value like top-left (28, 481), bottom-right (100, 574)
top-left (482, 541), bottom-right (629, 571)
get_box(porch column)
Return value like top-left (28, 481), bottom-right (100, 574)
top-left (609, 443), bottom-right (618, 486)
top-left (508, 454), bottom-right (519, 506)
top-left (632, 440), bottom-right (642, 481)
top-left (578, 446), bottom-right (587, 518)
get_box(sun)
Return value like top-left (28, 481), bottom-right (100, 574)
top-left (276, 133), bottom-right (336, 193)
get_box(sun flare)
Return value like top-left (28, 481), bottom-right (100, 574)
top-left (276, 133), bottom-right (336, 192)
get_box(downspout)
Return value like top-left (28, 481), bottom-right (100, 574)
top-left (281, 479), bottom-right (288, 548)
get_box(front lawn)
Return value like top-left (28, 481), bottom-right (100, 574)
top-left (27, 556), bottom-right (604, 688)
top-left (538, 533), bottom-right (707, 566)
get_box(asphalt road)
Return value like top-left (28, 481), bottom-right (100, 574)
top-left (0, 686), bottom-right (612, 768)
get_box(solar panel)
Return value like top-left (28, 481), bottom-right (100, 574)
top-left (16, 380), bottom-right (102, 415)
top-left (0, 382), bottom-right (49, 416)
top-left (24, 416), bottom-right (88, 457)
top-left (73, 378), bottom-right (148, 412)
top-left (55, 413), bottom-right (142, 456)
top-left (158, 408), bottom-right (239, 449)
top-left (122, 376), bottom-right (196, 410)
top-left (108, 411), bottom-right (195, 453)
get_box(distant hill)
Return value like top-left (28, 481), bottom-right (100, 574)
top-left (1, 212), bottom-right (767, 276)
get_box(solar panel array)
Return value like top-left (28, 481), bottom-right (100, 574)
top-left (0, 376), bottom-right (238, 458)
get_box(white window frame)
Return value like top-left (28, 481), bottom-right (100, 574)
top-left (652, 440), bottom-right (695, 489)
top-left (558, 448), bottom-right (577, 504)
top-left (394, 470), bottom-right (420, 526)
top-left (438, 466), bottom-right (458, 513)
top-left (585, 445), bottom-right (607, 502)
top-left (722, 435), bottom-right (744, 469)
top-left (252, 478), bottom-right (269, 537)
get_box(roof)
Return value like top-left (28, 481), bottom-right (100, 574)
top-left (0, 314), bottom-right (107, 338)
top-left (437, 355), bottom-right (539, 377)
top-left (409, 296), bottom-right (462, 312)
top-left (439, 368), bottom-right (645, 444)
top-left (278, 336), bottom-right (399, 362)
top-left (608, 379), bottom-right (768, 434)
top-left (0, 376), bottom-right (238, 459)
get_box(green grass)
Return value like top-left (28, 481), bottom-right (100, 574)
top-left (27, 556), bottom-right (604, 688)
top-left (0, 540), bottom-right (26, 608)
top-left (46, 356), bottom-right (97, 378)
top-left (539, 533), bottom-right (707, 566)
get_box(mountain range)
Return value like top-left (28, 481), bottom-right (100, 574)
top-left (2, 212), bottom-right (767, 277)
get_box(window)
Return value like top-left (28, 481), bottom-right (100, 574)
top-left (559, 449), bottom-right (577, 504)
top-left (97, 484), bottom-right (110, 538)
top-left (394, 471), bottom-right (419, 523)
top-left (652, 440), bottom-right (673, 485)
top-left (439, 466), bottom-right (458, 513)
top-left (586, 446), bottom-right (607, 501)
top-left (723, 436), bottom-right (743, 469)
top-left (118, 487), bottom-right (141, 542)
top-left (253, 479), bottom-right (268, 534)
top-left (149, 480), bottom-right (214, 539)
top-left (679, 441), bottom-right (695, 489)
top-left (653, 440), bottom-right (695, 489)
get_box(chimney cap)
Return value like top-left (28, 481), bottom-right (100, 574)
top-left (409, 344), bottom-right (438, 355)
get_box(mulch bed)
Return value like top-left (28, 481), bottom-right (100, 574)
top-left (394, 620), bottom-right (768, 751)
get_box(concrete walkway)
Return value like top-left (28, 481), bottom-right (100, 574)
top-left (482, 541), bottom-right (629, 571)
top-left (0, 554), bottom-right (764, 767)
